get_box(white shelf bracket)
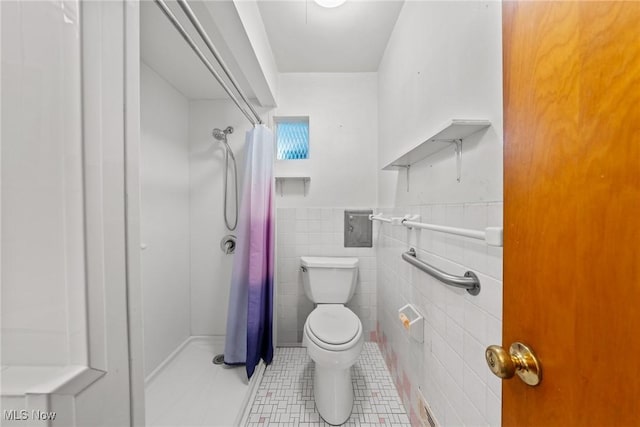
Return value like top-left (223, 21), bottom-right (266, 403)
top-left (390, 164), bottom-right (411, 192)
top-left (405, 165), bottom-right (410, 192)
top-left (454, 138), bottom-right (462, 183)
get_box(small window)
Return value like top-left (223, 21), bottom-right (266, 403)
top-left (275, 117), bottom-right (309, 160)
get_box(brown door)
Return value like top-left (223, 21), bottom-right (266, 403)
top-left (502, 1), bottom-right (640, 426)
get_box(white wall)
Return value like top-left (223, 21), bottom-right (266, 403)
top-left (1, 0), bottom-right (84, 367)
top-left (376, 2), bottom-right (503, 426)
top-left (272, 73), bottom-right (379, 344)
top-left (378, 0), bottom-right (503, 207)
top-left (274, 73), bottom-right (378, 208)
top-left (3, 2), bottom-right (136, 425)
top-left (188, 100), bottom-right (257, 336)
top-left (140, 62), bottom-right (191, 377)
top-left (124, 1), bottom-right (146, 422)
top-left (233, 0), bottom-right (279, 107)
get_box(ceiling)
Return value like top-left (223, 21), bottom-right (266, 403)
top-left (140, 0), bottom-right (405, 100)
top-left (140, 1), bottom-right (256, 100)
top-left (258, 0), bottom-right (405, 73)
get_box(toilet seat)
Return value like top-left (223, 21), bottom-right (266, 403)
top-left (305, 305), bottom-right (362, 351)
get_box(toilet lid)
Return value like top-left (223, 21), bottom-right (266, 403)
top-left (307, 305), bottom-right (360, 345)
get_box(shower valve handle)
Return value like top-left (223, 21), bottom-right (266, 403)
top-left (220, 235), bottom-right (236, 254)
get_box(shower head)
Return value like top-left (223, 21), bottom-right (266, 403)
top-left (212, 126), bottom-right (234, 141)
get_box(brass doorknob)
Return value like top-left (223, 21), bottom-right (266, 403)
top-left (485, 342), bottom-right (541, 386)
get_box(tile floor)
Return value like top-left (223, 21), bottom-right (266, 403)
top-left (146, 337), bottom-right (257, 427)
top-left (246, 343), bottom-right (411, 426)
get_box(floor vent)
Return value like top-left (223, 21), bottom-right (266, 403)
top-left (212, 354), bottom-right (225, 365)
top-left (424, 409), bottom-right (436, 427)
top-left (417, 387), bottom-right (438, 427)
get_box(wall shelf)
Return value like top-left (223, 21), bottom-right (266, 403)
top-left (275, 176), bottom-right (310, 197)
top-left (383, 119), bottom-right (491, 184)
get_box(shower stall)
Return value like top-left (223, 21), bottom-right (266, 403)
top-left (138, 1), bottom-right (274, 425)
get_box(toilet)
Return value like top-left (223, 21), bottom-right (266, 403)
top-left (300, 256), bottom-right (364, 425)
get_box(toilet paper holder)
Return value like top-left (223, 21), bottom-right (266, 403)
top-left (398, 304), bottom-right (424, 343)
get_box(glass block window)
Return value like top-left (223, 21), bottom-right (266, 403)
top-left (276, 118), bottom-right (309, 160)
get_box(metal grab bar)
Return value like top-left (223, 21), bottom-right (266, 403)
top-left (402, 248), bottom-right (481, 295)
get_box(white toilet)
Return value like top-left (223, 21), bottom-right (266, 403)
top-left (300, 256), bottom-right (364, 425)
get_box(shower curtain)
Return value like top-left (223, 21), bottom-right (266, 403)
top-left (224, 124), bottom-right (275, 378)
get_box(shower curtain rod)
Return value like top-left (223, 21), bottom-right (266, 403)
top-left (154, 0), bottom-right (263, 126)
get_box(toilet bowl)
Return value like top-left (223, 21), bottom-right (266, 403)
top-left (300, 257), bottom-right (363, 425)
top-left (303, 304), bottom-right (364, 425)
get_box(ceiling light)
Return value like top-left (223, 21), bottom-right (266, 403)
top-left (313, 0), bottom-right (347, 8)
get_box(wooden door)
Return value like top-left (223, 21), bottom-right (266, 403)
top-left (502, 1), bottom-right (640, 426)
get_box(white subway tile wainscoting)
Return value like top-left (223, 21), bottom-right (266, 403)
top-left (276, 208), bottom-right (377, 346)
top-left (376, 203), bottom-right (503, 427)
top-left (246, 344), bottom-right (410, 427)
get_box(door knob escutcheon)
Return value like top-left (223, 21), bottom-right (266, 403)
top-left (485, 342), bottom-right (541, 386)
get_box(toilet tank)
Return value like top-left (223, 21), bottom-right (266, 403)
top-left (300, 257), bottom-right (359, 304)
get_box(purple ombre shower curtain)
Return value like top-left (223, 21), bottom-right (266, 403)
top-left (224, 125), bottom-right (275, 378)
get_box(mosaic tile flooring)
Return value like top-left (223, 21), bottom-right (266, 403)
top-left (246, 343), bottom-right (411, 427)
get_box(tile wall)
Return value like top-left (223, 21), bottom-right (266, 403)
top-left (276, 207), bottom-right (377, 346)
top-left (376, 202), bottom-right (503, 426)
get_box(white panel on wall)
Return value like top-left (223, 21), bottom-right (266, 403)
top-left (375, 2), bottom-right (503, 426)
top-left (140, 62), bottom-right (191, 377)
top-left (1, 0), bottom-right (84, 367)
